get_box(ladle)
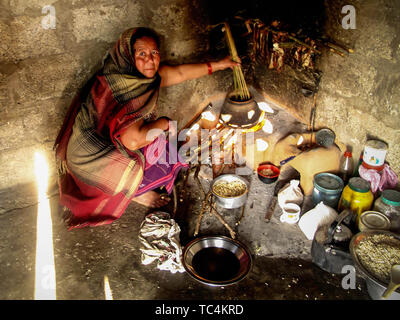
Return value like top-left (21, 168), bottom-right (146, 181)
top-left (382, 264), bottom-right (400, 299)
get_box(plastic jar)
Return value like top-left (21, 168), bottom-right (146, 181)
top-left (373, 189), bottom-right (400, 232)
top-left (338, 177), bottom-right (374, 226)
top-left (312, 173), bottom-right (344, 209)
top-left (361, 140), bottom-right (388, 171)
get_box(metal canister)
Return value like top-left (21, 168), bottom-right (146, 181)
top-left (358, 211), bottom-right (391, 232)
top-left (312, 173), bottom-right (344, 209)
top-left (362, 140), bottom-right (388, 169)
top-left (338, 177), bottom-right (374, 226)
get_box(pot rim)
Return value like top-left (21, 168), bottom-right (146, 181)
top-left (226, 92), bottom-right (254, 104)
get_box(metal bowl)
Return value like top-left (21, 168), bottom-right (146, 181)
top-left (349, 230), bottom-right (400, 300)
top-left (211, 174), bottom-right (249, 209)
top-left (182, 235), bottom-right (252, 286)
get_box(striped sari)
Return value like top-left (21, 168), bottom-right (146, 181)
top-left (54, 28), bottom-right (188, 229)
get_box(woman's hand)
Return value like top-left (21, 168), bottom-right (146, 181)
top-left (211, 56), bottom-right (241, 72)
top-left (159, 56), bottom-right (241, 87)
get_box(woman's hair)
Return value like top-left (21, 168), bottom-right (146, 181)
top-left (130, 27), bottom-right (160, 49)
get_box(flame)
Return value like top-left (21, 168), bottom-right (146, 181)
top-left (104, 275), bottom-right (113, 300)
top-left (256, 139), bottom-right (269, 151)
top-left (34, 151), bottom-right (56, 300)
top-left (262, 119), bottom-right (274, 134)
top-left (221, 114), bottom-right (232, 122)
top-left (297, 135), bottom-right (304, 146)
top-left (225, 132), bottom-right (239, 146)
top-left (201, 111), bottom-right (216, 121)
top-left (247, 110), bottom-right (255, 119)
top-left (241, 112), bottom-right (265, 133)
top-left (257, 102), bottom-right (274, 113)
top-left (186, 123), bottom-right (200, 136)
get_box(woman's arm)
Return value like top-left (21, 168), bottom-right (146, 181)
top-left (119, 117), bottom-right (169, 151)
top-left (159, 56), bottom-right (240, 88)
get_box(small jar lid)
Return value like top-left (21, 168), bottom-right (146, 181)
top-left (381, 189), bottom-right (400, 207)
top-left (349, 177), bottom-right (371, 193)
top-left (365, 140), bottom-right (388, 150)
top-left (314, 173), bottom-right (344, 194)
top-left (359, 211), bottom-right (391, 231)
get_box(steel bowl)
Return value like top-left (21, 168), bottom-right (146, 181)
top-left (182, 235), bottom-right (252, 286)
top-left (211, 174), bottom-right (249, 209)
top-left (349, 230), bottom-right (400, 300)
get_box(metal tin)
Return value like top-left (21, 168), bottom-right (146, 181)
top-left (363, 140), bottom-right (388, 168)
top-left (359, 211), bottom-right (391, 232)
top-left (312, 173), bottom-right (344, 208)
top-left (211, 174), bottom-right (249, 209)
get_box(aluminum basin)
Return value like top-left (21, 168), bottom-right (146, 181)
top-left (182, 236), bottom-right (252, 286)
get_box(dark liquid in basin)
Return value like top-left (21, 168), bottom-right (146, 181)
top-left (192, 247), bottom-right (241, 281)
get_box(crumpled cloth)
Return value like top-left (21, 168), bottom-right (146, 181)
top-left (138, 212), bottom-right (185, 274)
top-left (359, 163), bottom-right (398, 193)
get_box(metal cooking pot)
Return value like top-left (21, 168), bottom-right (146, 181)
top-left (349, 230), bottom-right (400, 300)
top-left (219, 93), bottom-right (262, 129)
top-left (211, 174), bottom-right (249, 209)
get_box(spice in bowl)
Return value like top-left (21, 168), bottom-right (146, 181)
top-left (259, 168), bottom-right (275, 177)
top-left (355, 233), bottom-right (400, 284)
top-left (212, 180), bottom-right (247, 198)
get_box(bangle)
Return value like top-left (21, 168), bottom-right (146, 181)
top-left (206, 62), bottom-right (213, 75)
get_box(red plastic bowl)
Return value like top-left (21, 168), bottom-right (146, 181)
top-left (257, 164), bottom-right (280, 184)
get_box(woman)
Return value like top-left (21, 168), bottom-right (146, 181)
top-left (54, 27), bottom-right (238, 229)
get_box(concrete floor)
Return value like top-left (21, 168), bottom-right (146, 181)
top-left (0, 168), bottom-right (370, 301)
top-left (0, 97), bottom-right (371, 301)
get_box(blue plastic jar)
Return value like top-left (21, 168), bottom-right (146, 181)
top-left (312, 173), bottom-right (344, 209)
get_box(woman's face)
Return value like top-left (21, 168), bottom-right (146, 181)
top-left (133, 36), bottom-right (160, 78)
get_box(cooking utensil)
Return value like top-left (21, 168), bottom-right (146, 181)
top-left (265, 178), bottom-right (286, 222)
top-left (349, 230), bottom-right (400, 300)
top-left (182, 235), bottom-right (252, 286)
top-left (311, 209), bottom-right (354, 274)
top-left (315, 128), bottom-right (336, 147)
top-left (279, 128), bottom-right (336, 166)
top-left (382, 264), bottom-right (400, 299)
top-left (211, 174), bottom-right (249, 209)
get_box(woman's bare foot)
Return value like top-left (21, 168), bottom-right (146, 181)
top-left (132, 191), bottom-right (171, 208)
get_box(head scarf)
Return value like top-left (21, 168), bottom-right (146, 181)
top-left (54, 27), bottom-right (161, 171)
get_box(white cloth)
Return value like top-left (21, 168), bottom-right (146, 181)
top-left (138, 212), bottom-right (185, 273)
top-left (298, 202), bottom-right (338, 240)
top-left (278, 180), bottom-right (304, 208)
